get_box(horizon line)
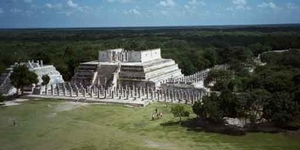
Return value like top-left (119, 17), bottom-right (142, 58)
top-left (1, 23), bottom-right (300, 30)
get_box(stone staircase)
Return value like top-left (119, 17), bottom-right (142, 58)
top-left (71, 63), bottom-right (98, 86)
top-left (0, 68), bottom-right (13, 94)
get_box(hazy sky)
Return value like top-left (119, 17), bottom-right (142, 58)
top-left (0, 0), bottom-right (299, 28)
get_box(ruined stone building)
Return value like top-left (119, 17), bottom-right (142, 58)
top-left (0, 60), bottom-right (64, 95)
top-left (71, 48), bottom-right (183, 88)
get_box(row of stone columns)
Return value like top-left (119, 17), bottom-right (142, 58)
top-left (43, 83), bottom-right (206, 104)
top-left (161, 64), bottom-right (228, 86)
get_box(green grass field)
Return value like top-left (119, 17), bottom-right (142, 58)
top-left (0, 100), bottom-right (299, 150)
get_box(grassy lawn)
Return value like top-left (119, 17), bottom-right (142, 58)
top-left (0, 100), bottom-right (299, 150)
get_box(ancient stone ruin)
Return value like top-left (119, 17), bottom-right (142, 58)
top-left (71, 48), bottom-right (183, 88)
top-left (1, 48), bottom-right (228, 106)
top-left (0, 60), bottom-right (64, 95)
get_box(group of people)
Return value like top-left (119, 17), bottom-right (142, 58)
top-left (151, 108), bottom-right (163, 120)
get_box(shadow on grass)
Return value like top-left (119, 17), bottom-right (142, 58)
top-left (160, 118), bottom-right (289, 136)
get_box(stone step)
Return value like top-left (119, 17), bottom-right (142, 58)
top-left (145, 64), bottom-right (180, 79)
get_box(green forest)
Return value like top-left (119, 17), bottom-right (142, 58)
top-left (0, 26), bottom-right (299, 80)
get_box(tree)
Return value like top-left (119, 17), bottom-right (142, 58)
top-left (235, 89), bottom-right (270, 125)
top-left (192, 101), bottom-right (205, 118)
top-left (204, 69), bottom-right (234, 90)
top-left (170, 105), bottom-right (190, 123)
top-left (10, 65), bottom-right (38, 95)
top-left (193, 93), bottom-right (224, 123)
top-left (0, 94), bottom-right (4, 102)
top-left (263, 92), bottom-right (299, 124)
top-left (203, 47), bottom-right (217, 67)
top-left (220, 89), bottom-right (238, 118)
top-left (41, 75), bottom-right (50, 86)
top-left (248, 43), bottom-right (271, 57)
top-left (229, 46), bottom-right (253, 63)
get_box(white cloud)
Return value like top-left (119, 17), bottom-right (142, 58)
top-left (233, 0), bottom-right (246, 5)
top-left (286, 3), bottom-right (298, 10)
top-left (46, 3), bottom-right (52, 8)
top-left (158, 0), bottom-right (175, 7)
top-left (45, 3), bottom-right (62, 9)
top-left (232, 0), bottom-right (250, 10)
top-left (124, 9), bottom-right (141, 15)
top-left (10, 8), bottom-right (22, 13)
top-left (121, 0), bottom-right (131, 3)
top-left (58, 1), bottom-right (92, 16)
top-left (25, 10), bottom-right (34, 16)
top-left (107, 0), bottom-right (132, 3)
top-left (226, 7), bottom-right (235, 12)
top-left (67, 0), bottom-right (78, 8)
top-left (188, 0), bottom-right (206, 6)
top-left (23, 0), bottom-right (32, 3)
top-left (0, 8), bottom-right (3, 14)
top-left (258, 2), bottom-right (277, 9)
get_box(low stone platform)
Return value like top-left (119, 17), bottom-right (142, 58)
top-left (25, 95), bottom-right (151, 107)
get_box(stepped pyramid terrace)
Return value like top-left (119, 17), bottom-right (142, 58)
top-left (0, 60), bottom-right (64, 95)
top-left (72, 48), bottom-right (184, 88)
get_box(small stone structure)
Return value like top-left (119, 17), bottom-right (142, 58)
top-left (0, 60), bottom-right (64, 95)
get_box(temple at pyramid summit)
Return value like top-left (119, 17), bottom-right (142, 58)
top-left (71, 48), bottom-right (184, 88)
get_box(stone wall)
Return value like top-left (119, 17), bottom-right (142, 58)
top-left (128, 48), bottom-right (161, 62)
top-left (98, 48), bottom-right (162, 63)
top-left (98, 48), bottom-right (124, 62)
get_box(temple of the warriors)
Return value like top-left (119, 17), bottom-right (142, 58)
top-left (72, 48), bottom-right (183, 88)
top-left (0, 60), bottom-right (64, 95)
top-left (0, 48), bottom-right (228, 106)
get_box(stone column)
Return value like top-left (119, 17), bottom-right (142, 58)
top-left (126, 90), bottom-right (129, 100)
top-left (57, 84), bottom-right (60, 96)
top-left (150, 89), bottom-right (154, 100)
top-left (44, 85), bottom-right (47, 95)
top-left (121, 87), bottom-right (124, 97)
top-left (163, 90), bottom-right (167, 102)
top-left (63, 84), bottom-right (66, 96)
top-left (104, 90), bottom-right (107, 99)
top-left (146, 89), bottom-right (149, 99)
top-left (116, 89), bottom-right (119, 97)
top-left (97, 88), bottom-right (100, 98)
top-left (112, 91), bottom-right (114, 99)
top-left (167, 89), bottom-right (170, 102)
top-left (70, 88), bottom-right (73, 97)
top-left (82, 88), bottom-right (86, 97)
top-left (132, 84), bottom-right (135, 94)
top-left (76, 88), bottom-right (79, 97)
top-left (123, 88), bottom-right (126, 97)
top-left (138, 88), bottom-right (141, 98)
top-left (142, 87), bottom-right (146, 96)
top-left (185, 91), bottom-right (188, 104)
top-left (170, 90), bottom-right (174, 103)
top-left (191, 94), bottom-right (194, 104)
top-left (90, 89), bottom-right (93, 98)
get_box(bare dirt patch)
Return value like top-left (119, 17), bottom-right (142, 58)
top-left (144, 140), bottom-right (175, 150)
top-left (54, 102), bottom-right (88, 112)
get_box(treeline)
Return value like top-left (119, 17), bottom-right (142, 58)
top-left (0, 26), bottom-right (300, 81)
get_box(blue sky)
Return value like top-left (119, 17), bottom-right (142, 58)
top-left (0, 0), bottom-right (299, 28)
